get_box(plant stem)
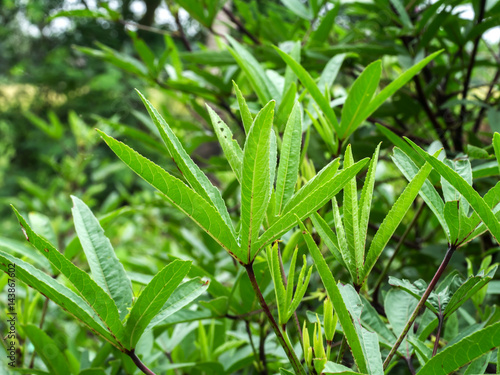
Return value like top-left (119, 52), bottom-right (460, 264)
top-left (221, 7), bottom-right (260, 45)
top-left (433, 314), bottom-right (444, 356)
top-left (383, 245), bottom-right (456, 369)
top-left (457, 0), bottom-right (487, 150)
top-left (127, 349), bottom-right (156, 375)
top-left (245, 264), bottom-right (306, 375)
top-left (245, 320), bottom-right (265, 374)
top-left (29, 297), bottom-right (49, 368)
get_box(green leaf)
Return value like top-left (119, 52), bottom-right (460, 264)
top-left (310, 212), bottom-right (347, 269)
top-left (145, 278), bottom-right (209, 333)
top-left (323, 361), bottom-right (366, 374)
top-left (407, 138), bottom-right (500, 244)
top-left (494, 132), bottom-right (500, 174)
top-left (125, 259), bottom-right (191, 348)
top-left (0, 251), bottom-right (120, 347)
top-left (391, 147), bottom-right (449, 241)
top-left (360, 296), bottom-right (396, 348)
top-left (233, 81), bottom-right (253, 134)
top-left (318, 54), bottom-right (345, 95)
top-left (389, 0), bottom-right (413, 29)
top-left (24, 324), bottom-right (71, 375)
top-left (340, 284), bottom-right (384, 375)
top-left (275, 102), bottom-right (302, 215)
top-left (362, 154), bottom-right (436, 283)
top-left (97, 130), bottom-right (243, 261)
top-left (358, 144), bottom-right (381, 255)
top-left (283, 41), bottom-right (301, 96)
top-left (206, 105), bottom-right (244, 182)
top-left (136, 90), bottom-right (234, 234)
top-left (274, 46), bottom-right (340, 134)
top-left (441, 158), bottom-right (472, 218)
top-left (311, 5), bottom-right (340, 44)
top-left (241, 101), bottom-right (275, 263)
top-left (331, 196), bottom-right (355, 277)
top-left (71, 196), bottom-right (133, 320)
top-left (256, 158), bottom-right (370, 255)
top-left (227, 36), bottom-right (280, 106)
top-left (444, 201), bottom-right (461, 244)
top-left (384, 288), bottom-right (418, 354)
top-left (443, 267), bottom-right (497, 318)
top-left (298, 221), bottom-right (369, 374)
top-left (280, 0), bottom-right (312, 20)
top-left (267, 243), bottom-right (287, 324)
top-left (11, 208), bottom-right (125, 344)
top-left (342, 145), bottom-right (363, 279)
top-left (418, 321), bottom-right (500, 375)
top-left (361, 51), bottom-right (443, 120)
top-left (340, 61), bottom-right (382, 139)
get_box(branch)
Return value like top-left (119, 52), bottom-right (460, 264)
top-left (383, 245), bottom-right (456, 368)
top-left (127, 349), bottom-right (156, 375)
top-left (245, 264), bottom-right (306, 375)
top-left (457, 0), bottom-right (487, 149)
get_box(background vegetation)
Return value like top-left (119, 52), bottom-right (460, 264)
top-left (1, 0), bottom-right (500, 374)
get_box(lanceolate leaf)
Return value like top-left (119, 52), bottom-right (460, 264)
top-left (493, 132), bottom-right (500, 174)
top-left (342, 145), bottom-right (363, 278)
top-left (340, 284), bottom-right (384, 375)
top-left (97, 130), bottom-right (243, 261)
top-left (145, 278), bottom-right (209, 333)
top-left (24, 324), bottom-right (71, 375)
top-left (71, 196), bottom-right (133, 320)
top-left (391, 147), bottom-right (450, 241)
top-left (137, 90), bottom-right (234, 234)
top-left (310, 212), bottom-right (347, 269)
top-left (332, 196), bottom-right (356, 278)
top-left (227, 36), bottom-right (280, 106)
top-left (233, 81), bottom-right (253, 134)
top-left (275, 102), bottom-right (302, 215)
top-left (418, 321), bottom-right (500, 375)
top-left (340, 61), bottom-right (382, 139)
top-left (360, 50), bottom-right (443, 120)
top-left (241, 101), bottom-right (275, 263)
top-left (407, 138), bottom-right (500, 244)
top-left (298, 221), bottom-right (369, 374)
top-left (206, 105), bottom-right (243, 182)
top-left (0, 251), bottom-right (120, 347)
top-left (125, 259), bottom-right (191, 348)
top-left (358, 144), bottom-right (381, 253)
top-left (274, 46), bottom-right (340, 134)
top-left (362, 155), bottom-right (437, 284)
top-left (256, 158), bottom-right (370, 256)
top-left (11, 208), bottom-right (125, 343)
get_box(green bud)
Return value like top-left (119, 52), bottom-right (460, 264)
top-left (313, 314), bottom-right (326, 360)
top-left (302, 320), bottom-right (312, 367)
top-left (324, 297), bottom-right (335, 342)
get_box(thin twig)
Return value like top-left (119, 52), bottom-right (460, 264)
top-left (383, 245), bottom-right (456, 368)
top-left (432, 314), bottom-right (444, 357)
top-left (245, 264), bottom-right (306, 375)
top-left (245, 320), bottom-right (266, 374)
top-left (221, 7), bottom-right (260, 45)
top-left (127, 349), bottom-right (156, 375)
top-left (29, 297), bottom-right (49, 368)
top-left (457, 0), bottom-right (487, 149)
